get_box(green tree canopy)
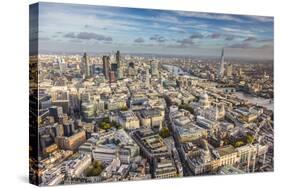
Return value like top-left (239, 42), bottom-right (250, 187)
top-left (234, 141), bottom-right (244, 148)
top-left (159, 127), bottom-right (170, 138)
top-left (246, 135), bottom-right (255, 144)
top-left (120, 106), bottom-right (129, 111)
top-left (100, 122), bottom-right (112, 130)
top-left (86, 161), bottom-right (104, 177)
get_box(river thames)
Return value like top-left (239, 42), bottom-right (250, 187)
top-left (163, 64), bottom-right (273, 111)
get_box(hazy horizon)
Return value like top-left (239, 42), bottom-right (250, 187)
top-left (31, 2), bottom-right (273, 60)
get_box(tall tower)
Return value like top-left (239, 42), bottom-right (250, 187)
top-left (117, 67), bottom-right (123, 80)
top-left (57, 57), bottom-right (65, 75)
top-left (82, 52), bottom-right (90, 77)
top-left (109, 71), bottom-right (116, 83)
top-left (218, 48), bottom-right (225, 80)
top-left (102, 56), bottom-right (110, 80)
top-left (150, 60), bottom-right (159, 77)
top-left (116, 50), bottom-right (123, 79)
top-left (116, 50), bottom-right (121, 67)
top-left (145, 67), bottom-right (150, 88)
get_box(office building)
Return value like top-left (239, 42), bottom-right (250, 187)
top-left (56, 131), bottom-right (86, 151)
top-left (82, 52), bottom-right (90, 77)
top-left (109, 71), bottom-right (116, 83)
top-left (132, 129), bottom-right (170, 161)
top-left (49, 106), bottom-right (63, 122)
top-left (153, 157), bottom-right (177, 179)
top-left (118, 110), bottom-right (140, 130)
top-left (226, 63), bottom-right (233, 78)
top-left (150, 60), bottom-right (159, 77)
top-left (103, 55), bottom-right (110, 79)
top-left (139, 108), bottom-right (164, 130)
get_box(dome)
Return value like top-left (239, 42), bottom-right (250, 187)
top-left (199, 91), bottom-right (210, 108)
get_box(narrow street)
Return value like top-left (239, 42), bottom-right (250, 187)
top-left (164, 106), bottom-right (194, 176)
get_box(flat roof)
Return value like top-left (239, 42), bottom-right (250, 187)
top-left (217, 145), bottom-right (236, 156)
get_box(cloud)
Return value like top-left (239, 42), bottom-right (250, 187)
top-left (134, 37), bottom-right (145, 43)
top-left (64, 32), bottom-right (76, 38)
top-left (103, 41), bottom-right (112, 44)
top-left (64, 32), bottom-right (112, 41)
top-left (69, 39), bottom-right (83, 43)
top-left (243, 37), bottom-right (257, 42)
top-left (150, 35), bottom-right (166, 43)
top-left (38, 3), bottom-right (273, 58)
top-left (247, 16), bottom-right (273, 23)
top-left (220, 27), bottom-right (256, 37)
top-left (175, 11), bottom-right (248, 23)
top-left (174, 38), bottom-right (194, 47)
top-left (190, 33), bottom-right (204, 39)
top-left (167, 27), bottom-right (186, 33)
top-left (77, 32), bottom-right (112, 41)
top-left (228, 38), bottom-right (273, 49)
top-left (176, 11), bottom-right (273, 25)
top-left (225, 35), bottom-right (235, 41)
top-left (207, 33), bottom-right (221, 39)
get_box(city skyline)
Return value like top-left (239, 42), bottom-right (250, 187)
top-left (29, 3), bottom-right (274, 186)
top-left (35, 2), bottom-right (273, 59)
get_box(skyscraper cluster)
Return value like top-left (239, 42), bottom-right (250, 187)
top-left (31, 48), bottom-right (273, 186)
top-left (101, 51), bottom-right (124, 83)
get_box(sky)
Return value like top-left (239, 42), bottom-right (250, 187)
top-left (33, 2), bottom-right (274, 59)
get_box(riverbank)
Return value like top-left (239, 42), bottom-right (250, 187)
top-left (162, 64), bottom-right (273, 111)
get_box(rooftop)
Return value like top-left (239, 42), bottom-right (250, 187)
top-left (217, 145), bottom-right (236, 156)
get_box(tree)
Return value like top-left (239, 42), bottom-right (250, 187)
top-left (86, 161), bottom-right (104, 177)
top-left (246, 135), bottom-right (255, 144)
top-left (120, 106), bottom-right (128, 111)
top-left (234, 141), bottom-right (244, 148)
top-left (100, 122), bottom-right (112, 130)
top-left (159, 127), bottom-right (170, 138)
top-left (98, 117), bottom-right (113, 130)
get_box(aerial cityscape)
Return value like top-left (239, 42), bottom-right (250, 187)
top-left (29, 2), bottom-right (274, 186)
